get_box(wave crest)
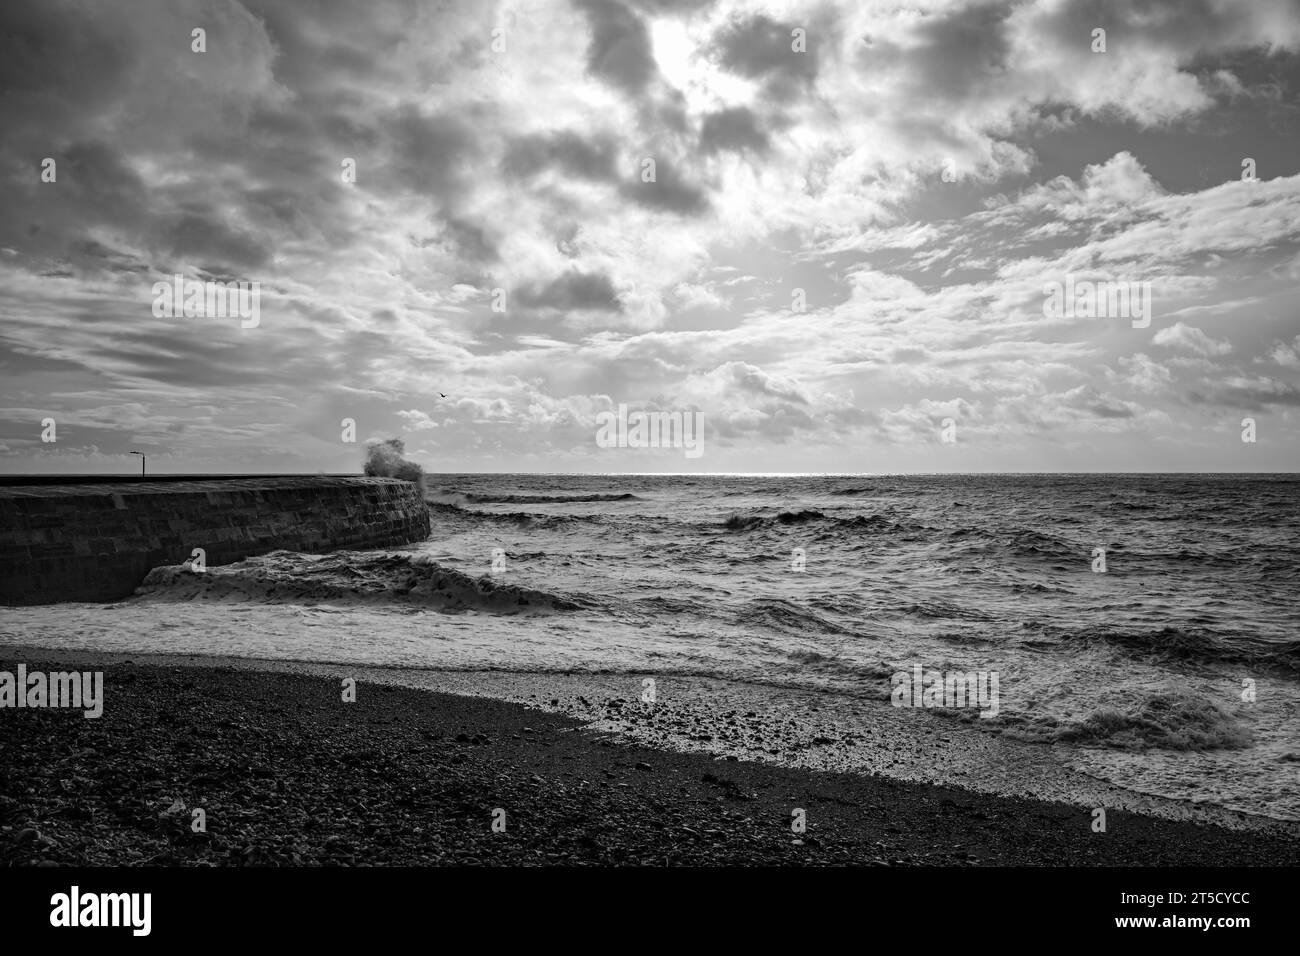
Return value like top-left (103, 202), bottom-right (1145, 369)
top-left (463, 492), bottom-right (639, 504)
top-left (1013, 691), bottom-right (1255, 751)
top-left (133, 550), bottom-right (579, 613)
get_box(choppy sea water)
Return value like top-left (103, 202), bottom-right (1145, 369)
top-left (4, 473), bottom-right (1298, 821)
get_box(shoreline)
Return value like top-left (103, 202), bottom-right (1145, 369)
top-left (2, 648), bottom-right (1297, 866)
top-left (0, 643), bottom-right (1292, 832)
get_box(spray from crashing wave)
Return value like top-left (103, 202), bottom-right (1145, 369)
top-left (363, 438), bottom-right (426, 495)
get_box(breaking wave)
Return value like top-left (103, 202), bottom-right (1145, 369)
top-left (1003, 691), bottom-right (1254, 751)
top-left (132, 550), bottom-right (580, 613)
top-left (463, 492), bottom-right (639, 504)
top-left (734, 597), bottom-right (860, 636)
top-left (427, 500), bottom-right (593, 530)
top-left (1058, 624), bottom-right (1300, 674)
top-left (721, 509), bottom-right (922, 535)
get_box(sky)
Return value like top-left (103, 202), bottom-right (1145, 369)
top-left (1, 0), bottom-right (1298, 474)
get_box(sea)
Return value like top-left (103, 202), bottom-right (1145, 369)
top-left (3, 473), bottom-right (1298, 822)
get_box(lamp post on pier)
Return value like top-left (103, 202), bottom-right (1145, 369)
top-left (129, 450), bottom-right (146, 476)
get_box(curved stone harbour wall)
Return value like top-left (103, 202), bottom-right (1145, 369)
top-left (0, 476), bottom-right (431, 605)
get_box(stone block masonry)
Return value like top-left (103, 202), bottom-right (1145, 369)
top-left (0, 476), bottom-right (431, 605)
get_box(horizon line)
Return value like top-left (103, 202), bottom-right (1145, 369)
top-left (1, 470), bottom-right (1298, 479)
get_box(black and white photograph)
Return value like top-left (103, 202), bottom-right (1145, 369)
top-left (1, 0), bottom-right (1297, 938)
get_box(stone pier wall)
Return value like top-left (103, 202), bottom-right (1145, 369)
top-left (0, 476), bottom-right (431, 605)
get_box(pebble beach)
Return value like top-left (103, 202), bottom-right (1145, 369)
top-left (3, 651), bottom-right (1296, 867)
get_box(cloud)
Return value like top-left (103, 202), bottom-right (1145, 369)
top-left (1269, 336), bottom-right (1300, 367)
top-left (710, 12), bottom-right (820, 101)
top-left (1188, 375), bottom-right (1300, 410)
top-left (1, 0), bottom-right (1298, 473)
top-left (1153, 322), bottom-right (1233, 356)
top-left (574, 0), bottom-right (661, 95)
top-left (717, 361), bottom-right (810, 403)
top-left (699, 106), bottom-right (770, 154)
top-left (515, 270), bottom-right (623, 312)
top-left (620, 160), bottom-right (711, 214)
top-left (1114, 353), bottom-right (1174, 394)
top-left (397, 409), bottom-right (440, 430)
top-left (503, 131), bottom-right (620, 181)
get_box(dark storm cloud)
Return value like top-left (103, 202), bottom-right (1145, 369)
top-left (0, 141), bottom-right (151, 259)
top-left (710, 13), bottom-right (820, 100)
top-left (318, 41), bottom-right (385, 77)
top-left (699, 107), bottom-right (770, 154)
top-left (67, 239), bottom-right (150, 275)
top-left (242, 184), bottom-right (322, 235)
top-left (627, 0), bottom-right (716, 12)
top-left (515, 271), bottom-right (623, 312)
top-left (244, 0), bottom-right (415, 86)
top-left (858, 1), bottom-right (1014, 102)
top-left (0, 1), bottom-right (300, 279)
top-left (440, 217), bottom-right (499, 264)
top-left (1088, 400), bottom-right (1135, 419)
top-left (573, 0), bottom-right (660, 94)
top-left (621, 161), bottom-right (710, 214)
top-left (165, 212), bottom-right (271, 269)
top-left (0, 2), bottom-right (134, 127)
top-left (383, 107), bottom-right (480, 198)
top-left (58, 142), bottom-right (148, 205)
top-left (1031, 0), bottom-right (1283, 54)
top-left (650, 94), bottom-right (693, 134)
top-left (502, 131), bottom-right (620, 181)
top-left (1188, 379), bottom-right (1300, 410)
top-left (907, 2), bottom-right (1013, 100)
top-left (0, 347), bottom-right (89, 377)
